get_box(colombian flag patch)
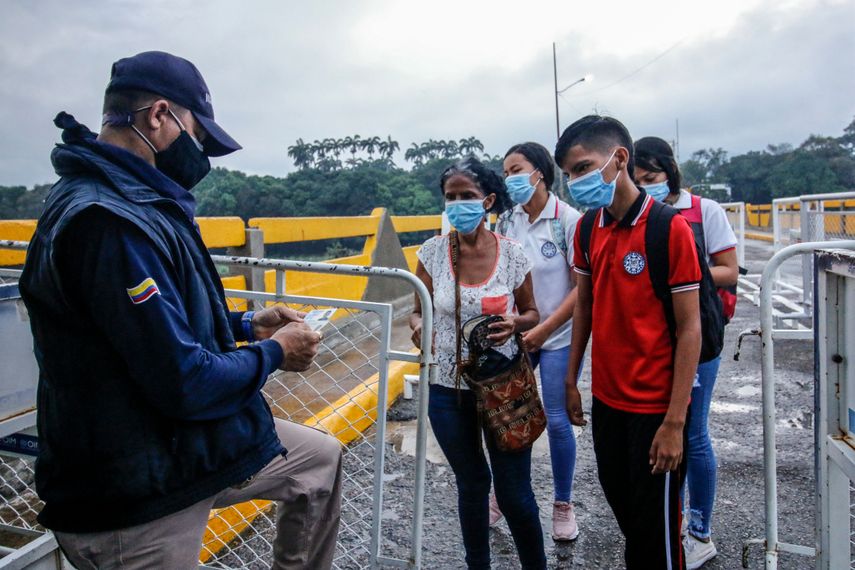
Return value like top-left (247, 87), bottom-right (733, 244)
top-left (126, 277), bottom-right (160, 305)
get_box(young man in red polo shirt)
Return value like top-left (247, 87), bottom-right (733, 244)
top-left (555, 116), bottom-right (702, 570)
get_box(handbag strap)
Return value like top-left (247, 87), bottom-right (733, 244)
top-left (451, 231), bottom-right (463, 394)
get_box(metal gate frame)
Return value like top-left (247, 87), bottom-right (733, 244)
top-left (744, 240), bottom-right (855, 569)
top-left (210, 255), bottom-right (435, 569)
top-left (0, 241), bottom-right (435, 569)
top-left (721, 201), bottom-right (746, 268)
top-left (814, 249), bottom-right (855, 570)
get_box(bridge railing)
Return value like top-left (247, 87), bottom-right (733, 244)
top-left (0, 210), bottom-right (447, 309)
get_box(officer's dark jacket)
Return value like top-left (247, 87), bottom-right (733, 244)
top-left (19, 114), bottom-right (285, 532)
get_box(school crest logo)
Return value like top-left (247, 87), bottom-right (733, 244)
top-left (541, 241), bottom-right (557, 259)
top-left (623, 252), bottom-right (645, 275)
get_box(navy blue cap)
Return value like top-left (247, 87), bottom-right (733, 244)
top-left (106, 51), bottom-right (241, 157)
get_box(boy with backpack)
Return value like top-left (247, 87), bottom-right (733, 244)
top-left (556, 116), bottom-right (702, 569)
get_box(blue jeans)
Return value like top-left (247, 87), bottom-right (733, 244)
top-left (683, 357), bottom-right (720, 539)
top-left (529, 346), bottom-right (577, 502)
top-left (428, 384), bottom-right (546, 570)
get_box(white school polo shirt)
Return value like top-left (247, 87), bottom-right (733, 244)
top-left (498, 193), bottom-right (582, 351)
top-left (671, 190), bottom-right (738, 261)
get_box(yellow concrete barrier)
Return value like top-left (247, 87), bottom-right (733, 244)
top-left (262, 253), bottom-right (372, 302)
top-left (197, 217), bottom-right (246, 248)
top-left (391, 215), bottom-right (442, 233)
top-left (220, 275), bottom-right (248, 311)
top-left (402, 245), bottom-right (420, 273)
top-left (0, 220), bottom-right (37, 265)
top-left (249, 215), bottom-right (381, 244)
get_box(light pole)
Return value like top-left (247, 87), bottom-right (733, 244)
top-left (553, 42), bottom-right (592, 140)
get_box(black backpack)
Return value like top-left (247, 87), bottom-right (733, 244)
top-left (578, 200), bottom-right (724, 364)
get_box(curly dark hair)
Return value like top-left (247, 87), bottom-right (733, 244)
top-left (634, 136), bottom-right (682, 195)
top-left (439, 156), bottom-right (513, 214)
top-left (504, 142), bottom-right (556, 190)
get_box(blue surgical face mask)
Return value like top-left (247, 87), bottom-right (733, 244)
top-left (446, 199), bottom-right (486, 235)
top-left (566, 149), bottom-right (620, 208)
top-left (641, 181), bottom-right (670, 202)
top-left (504, 171), bottom-right (540, 205)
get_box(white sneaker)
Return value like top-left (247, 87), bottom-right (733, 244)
top-left (488, 492), bottom-right (504, 527)
top-left (551, 501), bottom-right (579, 541)
top-left (684, 534), bottom-right (717, 570)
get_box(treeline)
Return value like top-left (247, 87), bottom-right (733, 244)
top-left (286, 135), bottom-right (494, 171)
top-left (2, 119), bottom-right (853, 223)
top-left (681, 117), bottom-right (855, 203)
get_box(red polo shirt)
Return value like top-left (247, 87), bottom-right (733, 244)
top-left (574, 193), bottom-right (701, 414)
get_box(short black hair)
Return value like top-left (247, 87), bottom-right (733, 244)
top-left (102, 89), bottom-right (159, 115)
top-left (504, 142), bottom-right (556, 189)
top-left (101, 89), bottom-right (188, 126)
top-left (439, 156), bottom-right (513, 215)
top-left (634, 136), bottom-right (681, 194)
top-left (554, 115), bottom-right (635, 179)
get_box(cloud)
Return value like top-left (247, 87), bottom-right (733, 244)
top-left (0, 0), bottom-right (851, 186)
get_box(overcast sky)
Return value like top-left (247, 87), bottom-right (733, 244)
top-left (1, 0), bottom-right (853, 186)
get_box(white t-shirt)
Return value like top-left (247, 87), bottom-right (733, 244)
top-left (672, 190), bottom-right (738, 261)
top-left (497, 193), bottom-right (582, 351)
top-left (417, 233), bottom-right (533, 389)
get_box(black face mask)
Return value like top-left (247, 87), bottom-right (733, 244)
top-left (131, 108), bottom-right (211, 189)
top-left (154, 130), bottom-right (211, 189)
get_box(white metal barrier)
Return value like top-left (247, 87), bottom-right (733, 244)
top-left (742, 240), bottom-right (855, 569)
top-left (721, 201), bottom-right (747, 268)
top-left (772, 197), bottom-right (802, 250)
top-left (814, 249), bottom-right (855, 569)
top-left (769, 192), bottom-right (855, 313)
top-left (0, 240), bottom-right (435, 570)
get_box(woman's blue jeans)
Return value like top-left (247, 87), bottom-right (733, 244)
top-left (529, 346), bottom-right (578, 503)
top-left (428, 384), bottom-right (546, 570)
top-left (683, 356), bottom-right (721, 539)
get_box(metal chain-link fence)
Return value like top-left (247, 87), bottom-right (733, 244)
top-left (203, 297), bottom-right (393, 569)
top-left (0, 246), bottom-right (432, 568)
top-left (0, 456), bottom-right (41, 532)
top-left (201, 256), bottom-right (433, 569)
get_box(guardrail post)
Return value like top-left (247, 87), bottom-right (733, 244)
top-left (227, 228), bottom-right (266, 309)
top-left (800, 201), bottom-right (812, 309)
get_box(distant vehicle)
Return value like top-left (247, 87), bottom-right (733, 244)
top-left (690, 183), bottom-right (732, 203)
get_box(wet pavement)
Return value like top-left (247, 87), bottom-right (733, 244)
top-left (214, 239), bottom-right (823, 569)
top-left (378, 239), bottom-right (819, 569)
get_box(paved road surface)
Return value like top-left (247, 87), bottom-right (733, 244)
top-left (380, 238), bottom-right (819, 569)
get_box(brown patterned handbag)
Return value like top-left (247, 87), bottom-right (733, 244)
top-left (450, 231), bottom-right (547, 453)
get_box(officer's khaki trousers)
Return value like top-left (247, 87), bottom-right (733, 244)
top-left (55, 419), bottom-right (343, 570)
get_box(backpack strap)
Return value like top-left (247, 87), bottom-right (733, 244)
top-left (645, 200), bottom-right (679, 344)
top-left (496, 211), bottom-right (511, 236)
top-left (682, 193), bottom-right (704, 225)
top-left (578, 208), bottom-right (599, 269)
top-left (550, 200), bottom-right (568, 258)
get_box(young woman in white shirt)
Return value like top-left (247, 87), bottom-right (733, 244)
top-left (634, 136), bottom-right (739, 570)
top-left (497, 142), bottom-right (583, 541)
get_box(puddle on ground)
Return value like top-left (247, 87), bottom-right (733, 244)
top-left (712, 439), bottom-right (743, 451)
top-left (735, 385), bottom-right (762, 398)
top-left (711, 401), bottom-right (758, 414)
